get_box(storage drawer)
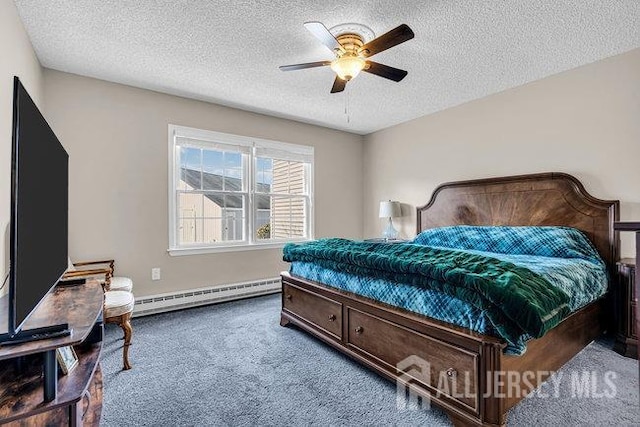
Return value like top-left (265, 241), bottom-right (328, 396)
top-left (283, 282), bottom-right (342, 339)
top-left (347, 308), bottom-right (478, 412)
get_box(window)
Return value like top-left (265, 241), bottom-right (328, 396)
top-left (168, 125), bottom-right (314, 254)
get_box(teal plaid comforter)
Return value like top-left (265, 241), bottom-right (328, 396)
top-left (285, 226), bottom-right (608, 355)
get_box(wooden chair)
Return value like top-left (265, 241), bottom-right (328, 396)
top-left (62, 259), bottom-right (134, 370)
top-left (63, 259), bottom-right (133, 292)
top-left (104, 290), bottom-right (134, 370)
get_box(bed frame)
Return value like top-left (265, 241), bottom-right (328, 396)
top-left (280, 172), bottom-right (619, 426)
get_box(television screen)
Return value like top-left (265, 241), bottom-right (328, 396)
top-left (9, 77), bottom-right (68, 334)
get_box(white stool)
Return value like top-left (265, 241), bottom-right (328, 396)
top-left (107, 276), bottom-right (133, 292)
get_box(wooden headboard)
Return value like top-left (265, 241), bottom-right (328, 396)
top-left (416, 173), bottom-right (620, 270)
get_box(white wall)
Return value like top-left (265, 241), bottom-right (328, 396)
top-left (43, 70), bottom-right (364, 297)
top-left (364, 48), bottom-right (640, 258)
top-left (0, 1), bottom-right (44, 295)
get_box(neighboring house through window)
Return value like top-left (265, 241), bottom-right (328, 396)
top-left (168, 125), bottom-right (314, 254)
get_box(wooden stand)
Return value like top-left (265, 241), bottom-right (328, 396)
top-left (613, 222), bottom-right (640, 363)
top-left (0, 281), bottom-right (104, 426)
top-left (613, 259), bottom-right (637, 358)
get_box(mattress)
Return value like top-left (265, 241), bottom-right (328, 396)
top-left (289, 246), bottom-right (607, 355)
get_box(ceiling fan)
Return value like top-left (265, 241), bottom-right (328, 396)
top-left (280, 22), bottom-right (414, 93)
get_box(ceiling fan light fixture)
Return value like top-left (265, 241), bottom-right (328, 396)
top-left (330, 55), bottom-right (366, 81)
top-left (281, 21), bottom-right (413, 93)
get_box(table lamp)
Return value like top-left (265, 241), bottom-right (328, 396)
top-left (379, 200), bottom-right (401, 240)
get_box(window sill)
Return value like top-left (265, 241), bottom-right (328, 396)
top-left (167, 240), bottom-right (309, 256)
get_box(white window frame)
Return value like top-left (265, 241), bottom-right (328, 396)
top-left (168, 125), bottom-right (314, 256)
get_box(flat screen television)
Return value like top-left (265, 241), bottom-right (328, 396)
top-left (0, 77), bottom-right (69, 344)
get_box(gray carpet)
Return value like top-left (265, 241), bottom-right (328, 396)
top-left (101, 294), bottom-right (639, 426)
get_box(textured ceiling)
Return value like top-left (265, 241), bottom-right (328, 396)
top-left (14, 0), bottom-right (640, 135)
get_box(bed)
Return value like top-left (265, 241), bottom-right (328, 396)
top-left (279, 172), bottom-right (619, 426)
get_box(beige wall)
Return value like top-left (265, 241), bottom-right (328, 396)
top-left (25, 34), bottom-right (638, 297)
top-left (43, 70), bottom-right (363, 297)
top-left (0, 1), bottom-right (44, 295)
top-left (364, 48), bottom-right (640, 258)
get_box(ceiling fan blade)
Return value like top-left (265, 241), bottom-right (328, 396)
top-left (358, 24), bottom-right (414, 58)
top-left (363, 61), bottom-right (408, 82)
top-left (279, 61), bottom-right (331, 71)
top-left (304, 21), bottom-right (343, 53)
top-left (330, 77), bottom-right (346, 93)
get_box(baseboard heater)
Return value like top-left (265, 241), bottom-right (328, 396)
top-left (133, 277), bottom-right (281, 317)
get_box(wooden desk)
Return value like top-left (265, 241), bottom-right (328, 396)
top-left (0, 281), bottom-right (104, 426)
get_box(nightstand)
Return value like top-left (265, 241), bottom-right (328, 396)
top-left (614, 258), bottom-right (637, 359)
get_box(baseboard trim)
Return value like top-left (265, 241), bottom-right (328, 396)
top-left (133, 277), bottom-right (281, 317)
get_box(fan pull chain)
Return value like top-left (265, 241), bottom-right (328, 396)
top-left (344, 90), bottom-right (350, 123)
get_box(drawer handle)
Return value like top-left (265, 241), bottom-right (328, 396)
top-left (446, 368), bottom-right (457, 378)
top-left (285, 294), bottom-right (292, 301)
top-left (328, 314), bottom-right (337, 322)
top-left (354, 326), bottom-right (364, 334)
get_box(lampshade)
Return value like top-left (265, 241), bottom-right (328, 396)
top-left (379, 201), bottom-right (401, 218)
top-left (331, 55), bottom-right (366, 81)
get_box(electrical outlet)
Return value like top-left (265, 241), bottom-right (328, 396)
top-left (151, 268), bottom-right (161, 281)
